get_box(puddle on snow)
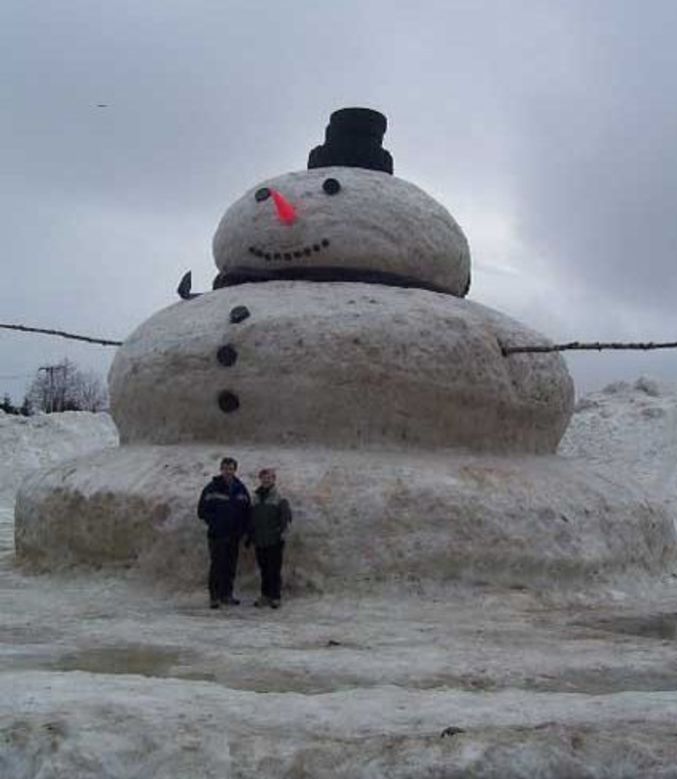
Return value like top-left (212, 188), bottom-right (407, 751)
top-left (0, 626), bottom-right (61, 644)
top-left (578, 613), bottom-right (677, 640)
top-left (51, 645), bottom-right (189, 678)
top-left (38, 648), bottom-right (355, 692)
top-left (528, 667), bottom-right (677, 694)
top-left (13, 623), bottom-right (677, 696)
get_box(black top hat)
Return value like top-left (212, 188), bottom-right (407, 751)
top-left (308, 107), bottom-right (393, 174)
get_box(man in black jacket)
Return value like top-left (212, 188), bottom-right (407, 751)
top-left (197, 456), bottom-right (251, 608)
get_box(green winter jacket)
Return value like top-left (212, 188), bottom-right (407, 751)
top-left (250, 486), bottom-right (292, 548)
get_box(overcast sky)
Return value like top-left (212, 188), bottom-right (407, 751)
top-left (2, 0), bottom-right (677, 402)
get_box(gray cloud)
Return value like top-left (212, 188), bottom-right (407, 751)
top-left (3, 0), bottom-right (677, 402)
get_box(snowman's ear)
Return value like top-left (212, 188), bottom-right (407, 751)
top-left (177, 270), bottom-right (201, 300)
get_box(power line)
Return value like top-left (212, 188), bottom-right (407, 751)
top-left (2, 321), bottom-right (677, 356)
top-left (0, 323), bottom-right (122, 347)
top-left (501, 340), bottom-right (677, 355)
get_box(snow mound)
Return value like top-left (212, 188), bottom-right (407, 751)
top-left (5, 672), bottom-right (677, 778)
top-left (14, 443), bottom-right (677, 588)
top-left (0, 411), bottom-right (118, 502)
top-left (559, 376), bottom-right (677, 512)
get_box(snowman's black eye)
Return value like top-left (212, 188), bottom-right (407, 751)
top-left (255, 187), bottom-right (271, 202)
top-left (322, 178), bottom-right (341, 195)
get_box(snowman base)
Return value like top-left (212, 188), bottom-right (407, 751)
top-left (14, 443), bottom-right (676, 591)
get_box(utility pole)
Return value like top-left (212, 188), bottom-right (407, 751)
top-left (38, 363), bottom-right (66, 413)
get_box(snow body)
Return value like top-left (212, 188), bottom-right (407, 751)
top-left (213, 167), bottom-right (471, 296)
top-left (109, 282), bottom-right (573, 453)
top-left (14, 161), bottom-right (671, 589)
top-left (11, 155), bottom-right (672, 591)
top-left (14, 441), bottom-right (676, 587)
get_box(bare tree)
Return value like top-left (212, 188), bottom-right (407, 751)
top-left (27, 359), bottom-right (108, 413)
top-left (72, 369), bottom-right (108, 412)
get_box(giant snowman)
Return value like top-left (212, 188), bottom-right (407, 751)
top-left (15, 109), bottom-right (675, 588)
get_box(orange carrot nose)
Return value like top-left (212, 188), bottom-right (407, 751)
top-left (270, 189), bottom-right (297, 225)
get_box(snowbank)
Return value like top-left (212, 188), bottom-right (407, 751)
top-left (560, 376), bottom-right (677, 514)
top-left (0, 410), bottom-right (118, 502)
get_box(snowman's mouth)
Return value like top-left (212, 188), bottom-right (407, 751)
top-left (247, 237), bottom-right (330, 262)
top-left (209, 236), bottom-right (459, 294)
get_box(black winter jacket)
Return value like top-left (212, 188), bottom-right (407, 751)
top-left (197, 476), bottom-right (251, 538)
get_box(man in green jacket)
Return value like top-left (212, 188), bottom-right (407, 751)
top-left (247, 468), bottom-right (292, 609)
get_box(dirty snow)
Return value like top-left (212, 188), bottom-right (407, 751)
top-left (3, 389), bottom-right (677, 777)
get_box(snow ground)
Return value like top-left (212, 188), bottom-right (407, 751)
top-left (4, 391), bottom-right (677, 777)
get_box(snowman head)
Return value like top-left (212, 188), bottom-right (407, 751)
top-left (212, 109), bottom-right (471, 297)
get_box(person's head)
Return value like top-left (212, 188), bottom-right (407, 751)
top-left (220, 457), bottom-right (238, 482)
top-left (258, 468), bottom-right (276, 489)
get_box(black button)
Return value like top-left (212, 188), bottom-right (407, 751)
top-left (322, 178), bottom-right (341, 195)
top-left (321, 238), bottom-right (330, 247)
top-left (230, 305), bottom-right (250, 323)
top-left (218, 391), bottom-right (240, 413)
top-left (255, 187), bottom-right (271, 202)
top-left (217, 344), bottom-right (238, 366)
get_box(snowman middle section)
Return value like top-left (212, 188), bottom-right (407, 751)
top-left (109, 281), bottom-right (573, 453)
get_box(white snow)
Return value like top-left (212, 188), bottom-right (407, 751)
top-left (560, 376), bottom-right (677, 515)
top-left (3, 389), bottom-right (677, 777)
top-left (0, 410), bottom-right (118, 504)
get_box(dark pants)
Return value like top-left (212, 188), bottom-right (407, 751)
top-left (208, 535), bottom-right (240, 601)
top-left (255, 541), bottom-right (285, 600)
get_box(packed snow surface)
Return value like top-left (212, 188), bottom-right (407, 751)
top-left (3, 385), bottom-right (677, 777)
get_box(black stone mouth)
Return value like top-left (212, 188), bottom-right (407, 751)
top-left (247, 237), bottom-right (330, 262)
top-left (213, 265), bottom-right (459, 295)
